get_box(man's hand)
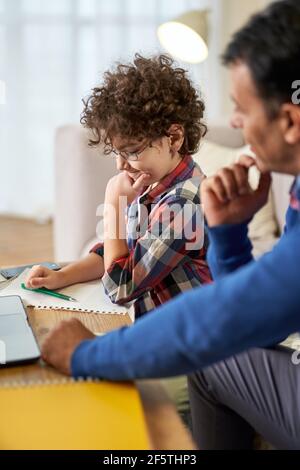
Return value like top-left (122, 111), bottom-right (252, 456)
top-left (201, 155), bottom-right (272, 227)
top-left (41, 318), bottom-right (95, 375)
top-left (105, 172), bottom-right (151, 206)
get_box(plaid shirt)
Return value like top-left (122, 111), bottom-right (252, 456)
top-left (91, 154), bottom-right (212, 318)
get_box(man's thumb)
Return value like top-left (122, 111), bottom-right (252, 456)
top-left (258, 172), bottom-right (272, 194)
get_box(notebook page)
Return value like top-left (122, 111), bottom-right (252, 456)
top-left (0, 269), bottom-right (129, 315)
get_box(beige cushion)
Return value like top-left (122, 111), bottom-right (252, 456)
top-left (194, 141), bottom-right (279, 256)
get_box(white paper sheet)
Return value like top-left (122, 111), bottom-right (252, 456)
top-left (0, 269), bottom-right (129, 316)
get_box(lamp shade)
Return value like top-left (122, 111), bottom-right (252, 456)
top-left (157, 10), bottom-right (209, 64)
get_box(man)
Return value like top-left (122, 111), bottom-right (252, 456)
top-left (42, 0), bottom-right (300, 449)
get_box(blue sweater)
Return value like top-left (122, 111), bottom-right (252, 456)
top-left (71, 178), bottom-right (300, 380)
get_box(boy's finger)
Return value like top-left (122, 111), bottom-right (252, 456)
top-left (28, 265), bottom-right (41, 275)
top-left (132, 173), bottom-right (151, 192)
top-left (30, 277), bottom-right (48, 288)
top-left (29, 265), bottom-right (46, 277)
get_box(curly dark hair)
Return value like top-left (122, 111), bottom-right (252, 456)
top-left (80, 54), bottom-right (207, 155)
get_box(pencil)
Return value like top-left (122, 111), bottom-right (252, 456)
top-left (21, 283), bottom-right (78, 302)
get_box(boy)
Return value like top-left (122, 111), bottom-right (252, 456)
top-left (26, 54), bottom-right (211, 422)
top-left (26, 54), bottom-right (211, 317)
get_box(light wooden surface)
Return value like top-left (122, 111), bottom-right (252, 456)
top-left (0, 216), bottom-right (54, 266)
top-left (0, 306), bottom-right (196, 450)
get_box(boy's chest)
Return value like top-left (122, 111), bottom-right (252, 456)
top-left (126, 200), bottom-right (152, 249)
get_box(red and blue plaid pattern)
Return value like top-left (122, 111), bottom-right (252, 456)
top-left (91, 154), bottom-right (212, 318)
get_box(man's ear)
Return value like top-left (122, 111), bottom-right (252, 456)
top-left (281, 104), bottom-right (300, 145)
top-left (167, 124), bottom-right (185, 154)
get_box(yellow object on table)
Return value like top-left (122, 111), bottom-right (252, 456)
top-left (0, 380), bottom-right (149, 450)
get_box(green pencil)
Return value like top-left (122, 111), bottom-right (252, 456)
top-left (21, 283), bottom-right (78, 302)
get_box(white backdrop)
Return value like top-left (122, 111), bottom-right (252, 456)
top-left (0, 0), bottom-right (216, 218)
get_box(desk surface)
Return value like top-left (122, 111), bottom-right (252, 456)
top-left (0, 306), bottom-right (196, 450)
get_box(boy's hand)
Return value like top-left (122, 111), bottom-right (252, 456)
top-left (25, 265), bottom-right (67, 290)
top-left (41, 318), bottom-right (95, 375)
top-left (201, 155), bottom-right (271, 227)
top-left (106, 172), bottom-right (151, 205)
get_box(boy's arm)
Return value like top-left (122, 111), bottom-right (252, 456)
top-left (59, 252), bottom-right (104, 286)
top-left (102, 195), bottom-right (209, 305)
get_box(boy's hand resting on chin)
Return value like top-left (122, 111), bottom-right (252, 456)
top-left (201, 155), bottom-right (272, 227)
top-left (106, 172), bottom-right (151, 205)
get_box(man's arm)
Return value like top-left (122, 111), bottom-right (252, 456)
top-left (41, 157), bottom-right (283, 377)
top-left (71, 223), bottom-right (300, 379)
top-left (207, 222), bottom-right (253, 279)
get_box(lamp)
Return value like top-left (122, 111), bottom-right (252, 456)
top-left (157, 10), bottom-right (209, 64)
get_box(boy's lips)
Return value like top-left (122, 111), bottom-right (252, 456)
top-left (127, 171), bottom-right (149, 181)
top-left (127, 172), bottom-right (141, 180)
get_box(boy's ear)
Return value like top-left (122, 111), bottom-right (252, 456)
top-left (167, 124), bottom-right (185, 153)
top-left (280, 104), bottom-right (300, 145)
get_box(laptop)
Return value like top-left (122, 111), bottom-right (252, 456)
top-left (0, 296), bottom-right (40, 366)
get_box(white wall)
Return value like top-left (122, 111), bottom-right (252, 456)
top-left (0, 0), bottom-right (204, 218)
top-left (207, 0), bottom-right (274, 120)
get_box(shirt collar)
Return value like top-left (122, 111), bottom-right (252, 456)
top-left (290, 175), bottom-right (300, 211)
top-left (140, 154), bottom-right (195, 203)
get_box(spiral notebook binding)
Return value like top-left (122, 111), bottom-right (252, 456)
top-left (0, 376), bottom-right (103, 389)
top-left (35, 304), bottom-right (126, 314)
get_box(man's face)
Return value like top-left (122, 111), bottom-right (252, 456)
top-left (229, 62), bottom-right (297, 174)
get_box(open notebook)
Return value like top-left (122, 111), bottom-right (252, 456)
top-left (0, 268), bottom-right (132, 318)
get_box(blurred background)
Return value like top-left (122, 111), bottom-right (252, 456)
top-left (0, 0), bottom-right (273, 266)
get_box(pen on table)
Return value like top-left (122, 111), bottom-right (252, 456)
top-left (21, 283), bottom-right (78, 302)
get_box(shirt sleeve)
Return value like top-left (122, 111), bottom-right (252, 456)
top-left (89, 242), bottom-right (104, 258)
top-left (101, 196), bottom-right (206, 304)
top-left (207, 222), bottom-right (253, 279)
top-left (71, 222), bottom-right (300, 381)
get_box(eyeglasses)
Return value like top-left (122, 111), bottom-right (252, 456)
top-left (111, 142), bottom-right (153, 161)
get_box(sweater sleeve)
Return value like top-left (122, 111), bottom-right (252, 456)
top-left (71, 222), bottom-right (300, 380)
top-left (207, 222), bottom-right (253, 279)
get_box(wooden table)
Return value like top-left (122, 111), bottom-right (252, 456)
top-left (0, 306), bottom-right (196, 450)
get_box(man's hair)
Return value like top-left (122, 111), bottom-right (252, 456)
top-left (81, 54), bottom-right (207, 155)
top-left (222, 0), bottom-right (300, 115)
